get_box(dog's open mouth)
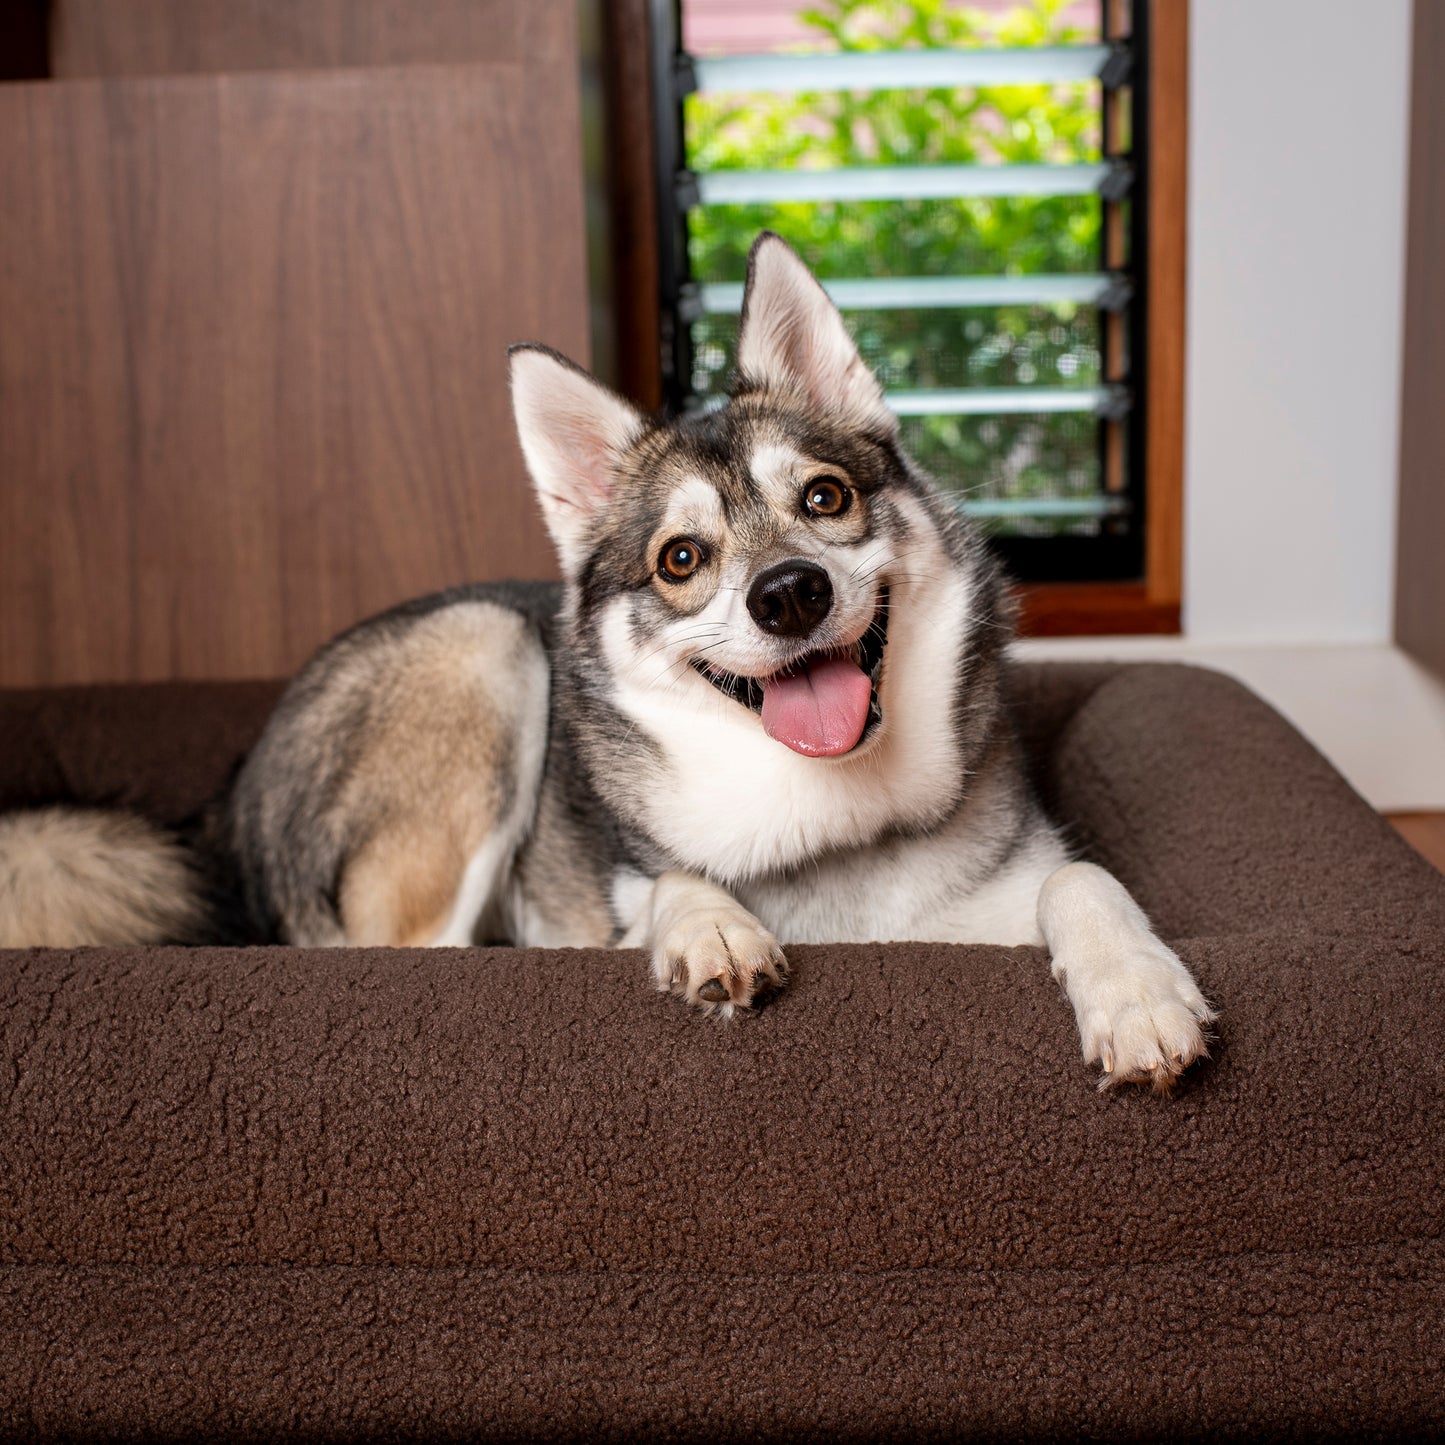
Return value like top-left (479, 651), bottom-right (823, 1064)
top-left (692, 586), bottom-right (889, 758)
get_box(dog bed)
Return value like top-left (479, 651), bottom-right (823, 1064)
top-left (2, 661), bottom-right (1441, 1439)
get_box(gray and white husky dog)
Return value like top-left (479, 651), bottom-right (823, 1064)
top-left (0, 233), bottom-right (1213, 1089)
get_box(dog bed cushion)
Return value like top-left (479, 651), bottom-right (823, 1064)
top-left (1, 663), bottom-right (1441, 1438)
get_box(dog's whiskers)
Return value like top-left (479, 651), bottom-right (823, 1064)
top-left (628, 627), bottom-right (723, 678)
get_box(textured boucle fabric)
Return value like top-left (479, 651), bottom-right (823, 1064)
top-left (1042, 663), bottom-right (1442, 934)
top-left (7, 1248), bottom-right (1441, 1441)
top-left (0, 678), bottom-right (285, 826)
top-left (1, 663), bottom-right (1442, 1439)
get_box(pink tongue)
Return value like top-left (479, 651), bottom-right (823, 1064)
top-left (760, 654), bottom-right (873, 757)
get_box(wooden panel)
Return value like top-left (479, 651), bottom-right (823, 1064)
top-left (0, 62), bottom-right (586, 686)
top-left (1395, 0), bottom-right (1445, 681)
top-left (1015, 583), bottom-right (1179, 638)
top-left (577, 0), bottom-right (618, 389)
top-left (50, 0), bottom-right (572, 77)
top-left (602, 0), bottom-right (663, 409)
top-left (1143, 0), bottom-right (1186, 612)
top-left (1387, 814), bottom-right (1445, 876)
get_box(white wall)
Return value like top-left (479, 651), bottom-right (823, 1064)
top-left (1021, 5), bottom-right (1445, 810)
top-left (1183, 0), bottom-right (1413, 643)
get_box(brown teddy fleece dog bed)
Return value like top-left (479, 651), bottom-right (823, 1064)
top-left (1, 661), bottom-right (1442, 1440)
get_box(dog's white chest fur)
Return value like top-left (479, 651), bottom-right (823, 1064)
top-left (736, 787), bottom-right (1064, 947)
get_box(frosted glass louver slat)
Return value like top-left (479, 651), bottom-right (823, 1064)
top-left (694, 163), bottom-right (1111, 206)
top-left (691, 45), bottom-right (1110, 95)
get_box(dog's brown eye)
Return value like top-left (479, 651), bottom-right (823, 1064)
top-left (803, 477), bottom-right (850, 517)
top-left (659, 537), bottom-right (705, 581)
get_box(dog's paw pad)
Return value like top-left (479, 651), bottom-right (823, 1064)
top-left (1073, 953), bottom-right (1216, 1093)
top-left (652, 909), bottom-right (788, 1014)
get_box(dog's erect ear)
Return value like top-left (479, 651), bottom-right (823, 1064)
top-left (509, 345), bottom-right (647, 575)
top-left (736, 232), bottom-right (895, 438)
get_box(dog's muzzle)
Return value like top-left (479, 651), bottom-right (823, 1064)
top-left (693, 586), bottom-right (889, 758)
top-left (746, 560), bottom-right (832, 639)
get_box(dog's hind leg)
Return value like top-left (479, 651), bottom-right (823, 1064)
top-left (231, 597), bottom-right (552, 948)
top-left (338, 805), bottom-right (523, 948)
top-left (1038, 862), bottom-right (1216, 1092)
top-left (331, 621), bottom-right (550, 948)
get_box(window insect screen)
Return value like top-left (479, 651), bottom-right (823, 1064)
top-left (657, 0), bottom-right (1145, 582)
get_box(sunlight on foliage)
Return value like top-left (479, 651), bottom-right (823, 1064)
top-left (684, 0), bottom-right (1108, 532)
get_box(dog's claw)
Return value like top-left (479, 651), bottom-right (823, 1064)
top-left (649, 894), bottom-right (788, 1014)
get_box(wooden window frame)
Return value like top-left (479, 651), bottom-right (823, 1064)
top-left (1394, 0), bottom-right (1445, 681)
top-left (600, 0), bottom-right (1187, 637)
top-left (1019, 0), bottom-right (1186, 635)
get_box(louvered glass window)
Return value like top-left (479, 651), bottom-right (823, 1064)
top-left (650, 0), bottom-right (1148, 582)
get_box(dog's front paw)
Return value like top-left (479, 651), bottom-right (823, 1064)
top-left (652, 905), bottom-right (789, 1015)
top-left (1061, 942), bottom-right (1216, 1093)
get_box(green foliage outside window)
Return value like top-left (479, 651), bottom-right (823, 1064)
top-left (683, 0), bottom-right (1110, 532)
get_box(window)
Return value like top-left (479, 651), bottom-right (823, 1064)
top-left (643, 0), bottom-right (1184, 629)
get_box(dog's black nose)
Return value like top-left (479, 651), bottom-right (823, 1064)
top-left (747, 560), bottom-right (833, 637)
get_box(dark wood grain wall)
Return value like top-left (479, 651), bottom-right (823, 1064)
top-left (0, 1), bottom-right (588, 687)
top-left (599, 0), bottom-right (663, 410)
top-left (48, 0), bottom-right (571, 76)
top-left (1396, 0), bottom-right (1445, 682)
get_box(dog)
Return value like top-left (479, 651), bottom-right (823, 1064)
top-left (0, 232), bottom-right (1214, 1090)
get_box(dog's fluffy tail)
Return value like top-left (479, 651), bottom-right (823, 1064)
top-left (0, 807), bottom-right (207, 947)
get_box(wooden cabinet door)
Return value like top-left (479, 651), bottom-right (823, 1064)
top-left (0, 2), bottom-right (587, 685)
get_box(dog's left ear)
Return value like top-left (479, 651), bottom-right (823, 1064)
top-left (509, 344), bottom-right (647, 575)
top-left (736, 232), bottom-right (896, 438)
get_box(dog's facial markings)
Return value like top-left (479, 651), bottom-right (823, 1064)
top-left (747, 442), bottom-right (804, 510)
top-left (562, 421), bottom-right (917, 762)
top-left (645, 476), bottom-right (727, 613)
top-left (659, 477), bottom-right (727, 539)
top-left (541, 328), bottom-right (948, 767)
top-left (746, 437), bottom-right (880, 551)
